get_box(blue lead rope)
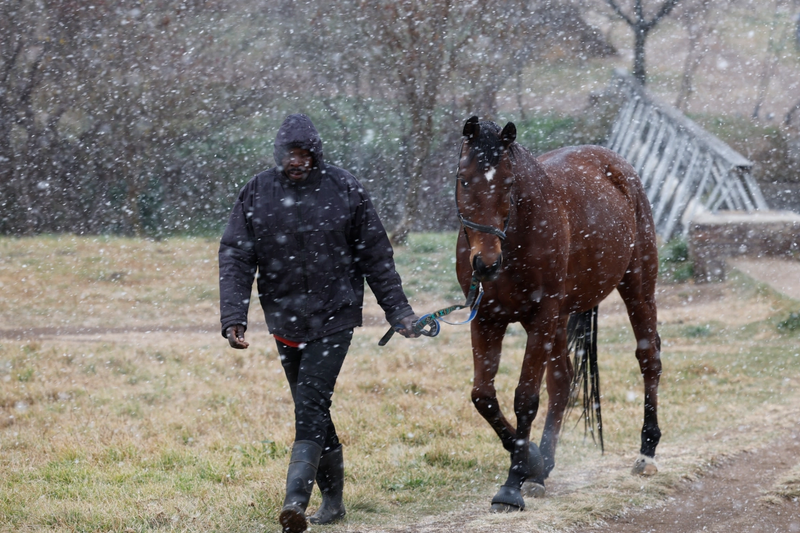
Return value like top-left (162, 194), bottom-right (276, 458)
top-left (378, 276), bottom-right (483, 346)
top-left (414, 290), bottom-right (484, 335)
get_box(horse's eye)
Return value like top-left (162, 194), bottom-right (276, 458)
top-left (460, 178), bottom-right (468, 189)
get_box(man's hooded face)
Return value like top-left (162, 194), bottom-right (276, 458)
top-left (273, 114), bottom-right (323, 182)
top-left (281, 147), bottom-right (313, 182)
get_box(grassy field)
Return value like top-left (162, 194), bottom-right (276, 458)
top-left (1, 234), bottom-right (800, 532)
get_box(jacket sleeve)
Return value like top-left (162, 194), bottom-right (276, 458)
top-left (218, 182), bottom-right (258, 338)
top-left (349, 184), bottom-right (414, 326)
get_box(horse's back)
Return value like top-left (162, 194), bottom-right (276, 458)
top-left (539, 145), bottom-right (658, 246)
top-left (531, 145), bottom-right (650, 308)
top-left (536, 145), bottom-right (642, 206)
top-left (534, 145), bottom-right (641, 238)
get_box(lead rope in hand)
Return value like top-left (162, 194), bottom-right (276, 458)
top-left (378, 274), bottom-right (483, 346)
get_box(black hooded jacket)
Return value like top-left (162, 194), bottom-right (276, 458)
top-left (219, 114), bottom-right (413, 341)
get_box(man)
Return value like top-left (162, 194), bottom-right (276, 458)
top-left (219, 113), bottom-right (419, 533)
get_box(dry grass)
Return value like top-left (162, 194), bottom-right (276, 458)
top-left (767, 462), bottom-right (800, 501)
top-left (0, 235), bottom-right (219, 332)
top-left (2, 235), bottom-right (800, 532)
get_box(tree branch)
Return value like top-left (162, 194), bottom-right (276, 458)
top-left (644, 0), bottom-right (683, 31)
top-left (785, 98), bottom-right (800, 126)
top-left (604, 0), bottom-right (635, 26)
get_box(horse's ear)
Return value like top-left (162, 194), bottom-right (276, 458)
top-left (500, 122), bottom-right (516, 148)
top-left (463, 116), bottom-right (480, 139)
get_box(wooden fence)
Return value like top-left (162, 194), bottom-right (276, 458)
top-left (606, 70), bottom-right (768, 241)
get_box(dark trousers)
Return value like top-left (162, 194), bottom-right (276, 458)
top-left (275, 329), bottom-right (353, 452)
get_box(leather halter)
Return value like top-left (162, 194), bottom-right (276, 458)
top-left (457, 211), bottom-right (508, 241)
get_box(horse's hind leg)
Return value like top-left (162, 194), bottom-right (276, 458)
top-left (536, 315), bottom-right (572, 482)
top-left (618, 257), bottom-right (662, 475)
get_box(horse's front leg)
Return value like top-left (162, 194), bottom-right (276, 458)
top-left (470, 316), bottom-right (515, 451)
top-left (490, 310), bottom-right (556, 512)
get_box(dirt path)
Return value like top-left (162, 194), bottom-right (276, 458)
top-left (576, 430), bottom-right (800, 533)
top-left (579, 260), bottom-right (800, 533)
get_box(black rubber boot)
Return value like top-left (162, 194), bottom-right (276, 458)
top-left (279, 441), bottom-right (322, 533)
top-left (309, 446), bottom-right (346, 525)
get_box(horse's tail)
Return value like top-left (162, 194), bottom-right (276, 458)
top-left (566, 305), bottom-right (603, 453)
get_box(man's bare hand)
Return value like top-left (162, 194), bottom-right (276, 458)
top-left (226, 324), bottom-right (249, 349)
top-left (396, 314), bottom-right (421, 339)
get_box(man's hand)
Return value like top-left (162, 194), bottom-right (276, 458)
top-left (226, 324), bottom-right (249, 349)
top-left (396, 314), bottom-right (421, 339)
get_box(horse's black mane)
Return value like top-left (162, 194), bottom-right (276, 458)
top-left (466, 120), bottom-right (519, 169)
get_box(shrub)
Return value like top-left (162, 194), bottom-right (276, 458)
top-left (659, 238), bottom-right (694, 283)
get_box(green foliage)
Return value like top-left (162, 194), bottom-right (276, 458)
top-left (513, 114), bottom-right (580, 155)
top-left (777, 311), bottom-right (800, 332)
top-left (183, 95), bottom-right (430, 232)
top-left (693, 114), bottom-right (780, 145)
top-left (659, 238), bottom-right (694, 283)
top-left (683, 324), bottom-right (713, 338)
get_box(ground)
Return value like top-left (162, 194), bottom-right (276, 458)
top-left (3, 255), bottom-right (800, 532)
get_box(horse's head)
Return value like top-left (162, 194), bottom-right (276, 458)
top-left (456, 116), bottom-right (516, 281)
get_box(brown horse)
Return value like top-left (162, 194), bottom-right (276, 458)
top-left (455, 116), bottom-right (662, 512)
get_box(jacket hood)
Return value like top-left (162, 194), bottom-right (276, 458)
top-left (273, 114), bottom-right (324, 169)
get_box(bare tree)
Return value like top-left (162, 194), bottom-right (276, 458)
top-left (603, 0), bottom-right (683, 84)
top-left (673, 0), bottom-right (719, 111)
top-left (446, 1), bottom-right (540, 120)
top-left (783, 0), bottom-right (800, 124)
top-left (0, 0), bottom-right (281, 235)
top-left (362, 0), bottom-right (618, 241)
top-left (0, 0), bottom-right (94, 233)
top-left (363, 0), bottom-right (454, 244)
top-left (753, 0), bottom-right (793, 120)
top-left (0, 0), bottom-right (647, 237)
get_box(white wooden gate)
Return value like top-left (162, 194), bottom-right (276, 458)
top-left (606, 70), bottom-right (768, 241)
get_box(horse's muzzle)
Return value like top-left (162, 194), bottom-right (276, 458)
top-left (473, 254), bottom-right (502, 281)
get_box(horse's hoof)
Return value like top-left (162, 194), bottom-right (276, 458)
top-left (521, 481), bottom-right (546, 498)
top-left (527, 442), bottom-right (545, 483)
top-left (491, 485), bottom-right (525, 511)
top-left (631, 454), bottom-right (658, 476)
top-left (490, 502), bottom-right (523, 513)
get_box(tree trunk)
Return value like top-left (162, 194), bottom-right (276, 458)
top-left (392, 113), bottom-right (435, 246)
top-left (786, 98), bottom-right (800, 126)
top-left (752, 0), bottom-right (790, 119)
top-left (605, 0), bottom-right (682, 86)
top-left (633, 26), bottom-right (648, 85)
top-left (675, 14), bottom-right (713, 112)
top-left (387, 0), bottom-right (451, 245)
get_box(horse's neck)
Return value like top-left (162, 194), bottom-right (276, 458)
top-left (509, 146), bottom-right (554, 215)
top-left (511, 145), bottom-right (547, 189)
